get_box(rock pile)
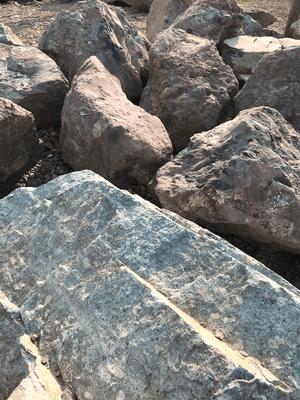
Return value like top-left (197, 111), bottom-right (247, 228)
top-left (1, 0), bottom-right (300, 398)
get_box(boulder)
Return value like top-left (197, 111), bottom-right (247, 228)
top-left (0, 23), bottom-right (23, 46)
top-left (0, 170), bottom-right (299, 398)
top-left (60, 56), bottom-right (172, 187)
top-left (234, 46), bottom-right (300, 134)
top-left (0, 97), bottom-right (42, 184)
top-left (152, 106), bottom-right (300, 253)
top-left (290, 20), bottom-right (300, 39)
top-left (140, 29), bottom-right (239, 152)
top-left (242, 5), bottom-right (277, 28)
top-left (169, 0), bottom-right (244, 45)
top-left (0, 44), bottom-right (69, 129)
top-left (147, 0), bottom-right (194, 43)
top-left (102, 0), bottom-right (152, 12)
top-left (221, 36), bottom-right (300, 82)
top-left (38, 0), bottom-right (149, 101)
top-left (243, 13), bottom-right (282, 38)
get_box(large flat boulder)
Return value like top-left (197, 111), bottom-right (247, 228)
top-left (152, 106), bottom-right (300, 253)
top-left (0, 170), bottom-right (300, 398)
top-left (60, 56), bottom-right (172, 187)
top-left (38, 0), bottom-right (149, 101)
top-left (0, 97), bottom-right (42, 184)
top-left (169, 0), bottom-right (244, 45)
top-left (140, 29), bottom-right (239, 152)
top-left (234, 46), bottom-right (300, 134)
top-left (0, 44), bottom-right (69, 129)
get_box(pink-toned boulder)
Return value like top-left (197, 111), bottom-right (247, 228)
top-left (0, 97), bottom-right (42, 184)
top-left (152, 106), bottom-right (300, 253)
top-left (39, 0), bottom-right (149, 101)
top-left (140, 28), bottom-right (239, 152)
top-left (60, 56), bottom-right (172, 187)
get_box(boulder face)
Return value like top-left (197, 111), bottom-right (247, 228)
top-left (170, 0), bottom-right (244, 45)
top-left (241, 5), bottom-right (277, 28)
top-left (0, 44), bottom-right (69, 129)
top-left (60, 56), bottom-right (172, 187)
top-left (140, 29), bottom-right (239, 152)
top-left (152, 106), bottom-right (300, 253)
top-left (147, 0), bottom-right (194, 42)
top-left (234, 46), bottom-right (300, 134)
top-left (0, 170), bottom-right (300, 398)
top-left (0, 23), bottom-right (23, 46)
top-left (38, 0), bottom-right (149, 101)
top-left (0, 97), bottom-right (42, 184)
top-left (102, 0), bottom-right (152, 12)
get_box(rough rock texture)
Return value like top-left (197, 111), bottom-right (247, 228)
top-left (0, 97), bottom-right (42, 184)
top-left (0, 292), bottom-right (28, 400)
top-left (147, 0), bottom-right (194, 42)
top-left (234, 46), bottom-right (300, 134)
top-left (169, 0), bottom-right (244, 45)
top-left (221, 36), bottom-right (300, 82)
top-left (38, 0), bottom-right (149, 101)
top-left (60, 56), bottom-right (172, 187)
top-left (0, 44), bottom-right (69, 129)
top-left (0, 170), bottom-right (299, 398)
top-left (242, 5), bottom-right (277, 28)
top-left (140, 29), bottom-right (239, 152)
top-left (152, 106), bottom-right (300, 253)
top-left (242, 14), bottom-right (282, 38)
top-left (290, 20), bottom-right (300, 39)
top-left (0, 23), bottom-right (23, 46)
top-left (102, 0), bottom-right (152, 12)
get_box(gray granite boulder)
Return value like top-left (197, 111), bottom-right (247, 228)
top-left (60, 56), bottom-right (172, 187)
top-left (0, 170), bottom-right (299, 397)
top-left (152, 106), bottom-right (300, 253)
top-left (140, 29), bottom-right (239, 152)
top-left (39, 0), bottom-right (149, 101)
top-left (0, 44), bottom-right (69, 129)
top-left (234, 46), bottom-right (300, 134)
top-left (0, 97), bottom-right (42, 184)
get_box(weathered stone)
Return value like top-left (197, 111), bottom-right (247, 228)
top-left (169, 0), bottom-right (244, 45)
top-left (0, 97), bottom-right (42, 184)
top-left (102, 0), bottom-right (152, 12)
top-left (60, 56), bottom-right (172, 187)
top-left (242, 13), bottom-right (282, 38)
top-left (147, 0), bottom-right (194, 42)
top-left (0, 44), bottom-right (69, 129)
top-left (140, 29), bottom-right (239, 152)
top-left (0, 170), bottom-right (299, 397)
top-left (290, 20), bottom-right (300, 39)
top-left (221, 36), bottom-right (300, 82)
top-left (38, 0), bottom-right (149, 101)
top-left (0, 23), bottom-right (23, 46)
top-left (242, 5), bottom-right (277, 28)
top-left (152, 106), bottom-right (300, 253)
top-left (234, 46), bottom-right (300, 134)
top-left (0, 292), bottom-right (28, 400)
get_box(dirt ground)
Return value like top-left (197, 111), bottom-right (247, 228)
top-left (1, 0), bottom-right (300, 289)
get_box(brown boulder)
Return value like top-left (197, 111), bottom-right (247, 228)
top-left (234, 46), bottom-right (300, 134)
top-left (38, 0), bottom-right (149, 101)
top-left (0, 44), bottom-right (69, 129)
top-left (152, 106), bottom-right (300, 253)
top-left (0, 97), bottom-right (42, 184)
top-left (140, 29), bottom-right (239, 152)
top-left (60, 56), bottom-right (172, 187)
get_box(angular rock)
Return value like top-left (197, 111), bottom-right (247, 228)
top-left (60, 56), bottom-right (172, 187)
top-left (221, 36), bottom-right (300, 82)
top-left (102, 0), bottom-right (152, 12)
top-left (0, 292), bottom-right (28, 400)
top-left (0, 44), bottom-right (69, 129)
top-left (0, 97), bottom-right (42, 184)
top-left (38, 0), bottom-right (149, 101)
top-left (152, 106), bottom-right (300, 253)
top-left (242, 5), bottom-right (277, 28)
top-left (140, 29), bottom-right (239, 152)
top-left (234, 46), bottom-right (300, 134)
top-left (0, 23), bottom-right (23, 46)
top-left (242, 14), bottom-right (282, 38)
top-left (147, 0), bottom-right (194, 42)
top-left (0, 170), bottom-right (299, 398)
top-left (169, 0), bottom-right (244, 45)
